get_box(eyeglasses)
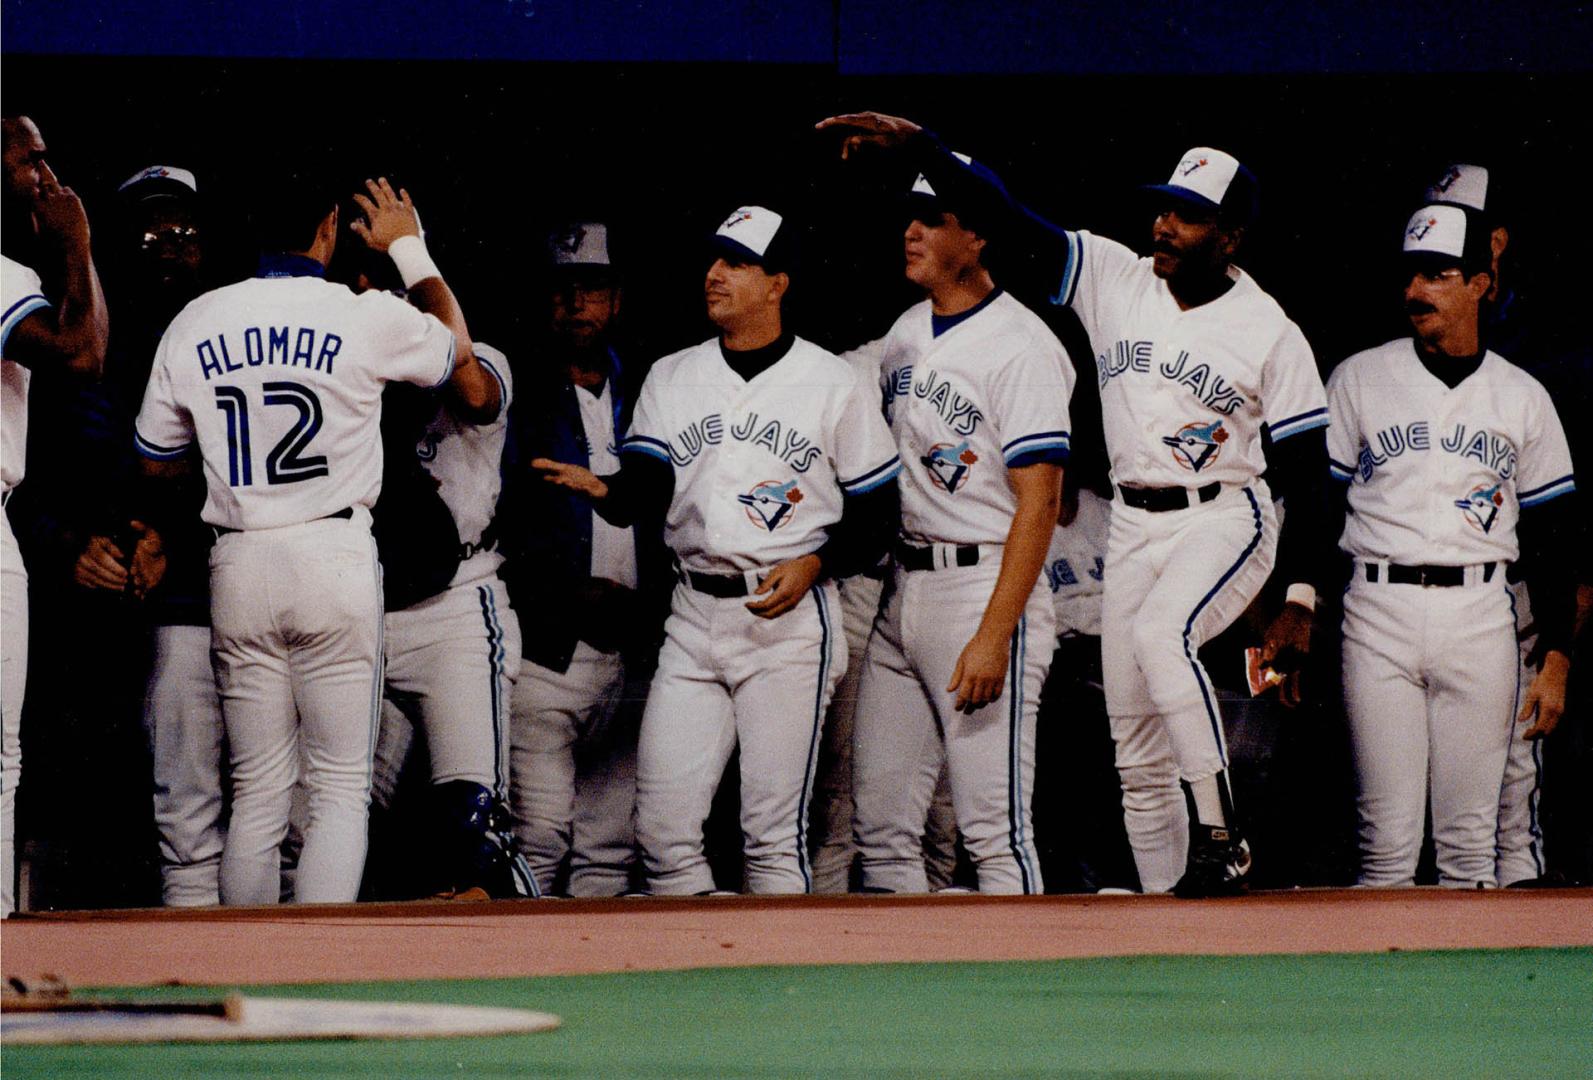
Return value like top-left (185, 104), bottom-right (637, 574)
top-left (140, 225), bottom-right (201, 250)
top-left (1411, 267), bottom-right (1465, 286)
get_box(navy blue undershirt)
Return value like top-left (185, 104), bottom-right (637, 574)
top-left (256, 253), bottom-right (327, 279)
top-left (930, 288), bottom-right (1003, 337)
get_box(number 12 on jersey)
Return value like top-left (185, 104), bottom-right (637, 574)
top-left (214, 380), bottom-right (330, 486)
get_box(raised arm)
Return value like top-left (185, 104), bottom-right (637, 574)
top-left (6, 163), bottom-right (107, 376)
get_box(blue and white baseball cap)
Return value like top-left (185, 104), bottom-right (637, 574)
top-left (1425, 163), bottom-right (1490, 213)
top-left (709, 205), bottom-right (792, 272)
top-left (1143, 147), bottom-right (1258, 225)
top-left (1402, 204), bottom-right (1491, 273)
top-left (117, 165), bottom-right (197, 203)
top-left (548, 221), bottom-right (612, 269)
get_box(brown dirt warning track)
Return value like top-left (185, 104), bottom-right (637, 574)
top-left (3, 888), bottom-right (1590, 989)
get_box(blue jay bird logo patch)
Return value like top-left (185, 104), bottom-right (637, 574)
top-left (739, 479), bottom-right (803, 531)
top-left (1456, 483), bottom-right (1504, 533)
top-left (921, 441), bottom-right (978, 493)
top-left (1162, 420), bottom-right (1229, 472)
top-left (1407, 216), bottom-right (1439, 242)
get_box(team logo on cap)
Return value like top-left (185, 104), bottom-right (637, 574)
top-left (1455, 483), bottom-right (1504, 533)
top-left (551, 226), bottom-right (585, 255)
top-left (1433, 167), bottom-right (1463, 194)
top-left (921, 441), bottom-right (978, 493)
top-left (738, 479), bottom-right (803, 531)
top-left (1407, 217), bottom-right (1439, 242)
top-left (1163, 420), bottom-right (1229, 472)
top-left (1178, 156), bottom-right (1210, 177)
top-left (722, 209), bottom-right (754, 231)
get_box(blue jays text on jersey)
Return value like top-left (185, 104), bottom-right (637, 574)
top-left (659, 410), bottom-right (822, 472)
top-left (1096, 340), bottom-right (1247, 416)
top-left (1354, 420), bottom-right (1518, 482)
top-left (908, 367), bottom-right (984, 436)
top-left (1045, 553), bottom-right (1104, 592)
top-left (197, 325), bottom-right (343, 381)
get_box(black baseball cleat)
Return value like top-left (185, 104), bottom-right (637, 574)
top-left (1172, 825), bottom-right (1253, 898)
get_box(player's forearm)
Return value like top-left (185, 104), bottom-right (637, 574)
top-left (405, 278), bottom-right (488, 414)
top-left (597, 454), bottom-right (674, 528)
top-left (48, 243), bottom-right (109, 377)
top-left (814, 481), bottom-right (898, 580)
top-left (1518, 497), bottom-right (1577, 659)
top-left (1269, 427), bottom-right (1334, 600)
top-left (976, 465), bottom-right (1062, 643)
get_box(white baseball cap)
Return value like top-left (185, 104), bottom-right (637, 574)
top-left (710, 205), bottom-right (789, 270)
top-left (1143, 147), bottom-right (1258, 224)
top-left (117, 165), bottom-right (197, 202)
top-left (910, 151), bottom-right (973, 198)
top-left (1424, 163), bottom-right (1490, 213)
top-left (1402, 203), bottom-right (1490, 270)
top-left (548, 222), bottom-right (611, 268)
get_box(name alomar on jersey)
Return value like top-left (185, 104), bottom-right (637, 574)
top-left (882, 366), bottom-right (985, 436)
top-left (1354, 420), bottom-right (1518, 481)
top-left (1097, 340), bottom-right (1247, 416)
top-left (660, 410), bottom-right (823, 471)
top-left (194, 325), bottom-right (344, 381)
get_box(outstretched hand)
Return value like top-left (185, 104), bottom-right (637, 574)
top-left (349, 177), bottom-right (420, 253)
top-left (1519, 650), bottom-right (1570, 739)
top-left (745, 554), bottom-right (822, 620)
top-left (815, 111), bottom-right (923, 159)
top-left (1260, 601), bottom-right (1313, 708)
top-left (531, 458), bottom-right (609, 501)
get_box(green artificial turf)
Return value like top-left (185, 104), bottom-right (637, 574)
top-left (4, 948), bottom-right (1589, 1078)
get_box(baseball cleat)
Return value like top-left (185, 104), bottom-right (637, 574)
top-left (1172, 825), bottom-right (1252, 898)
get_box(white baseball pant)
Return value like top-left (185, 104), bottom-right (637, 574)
top-left (1343, 566), bottom-right (1517, 887)
top-left (1496, 579), bottom-right (1547, 887)
top-left (210, 510), bottom-right (383, 906)
top-left (853, 555), bottom-right (1053, 895)
top-left (373, 576), bottom-right (520, 801)
top-left (636, 579), bottom-right (842, 895)
top-left (143, 623), bottom-right (227, 906)
top-left (510, 642), bottom-right (639, 897)
top-left (1, 506), bottom-right (25, 918)
top-left (1102, 484), bottom-right (1276, 892)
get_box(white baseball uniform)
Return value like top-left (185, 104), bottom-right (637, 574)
top-left (370, 343), bottom-right (533, 893)
top-left (850, 291), bottom-right (1073, 895)
top-left (510, 369), bottom-right (643, 897)
top-left (135, 259), bottom-right (457, 905)
top-left (1326, 340), bottom-right (1574, 887)
top-left (1044, 488), bottom-right (1109, 639)
top-left (622, 334), bottom-right (899, 894)
top-left (1053, 230), bottom-right (1325, 891)
top-left (1497, 578), bottom-right (1546, 887)
top-left (2, 255), bottom-right (51, 918)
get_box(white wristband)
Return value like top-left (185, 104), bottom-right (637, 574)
top-left (388, 234), bottom-right (441, 289)
top-left (1285, 583), bottom-right (1317, 611)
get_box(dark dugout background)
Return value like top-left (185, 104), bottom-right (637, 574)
top-left (4, 2), bottom-right (1589, 904)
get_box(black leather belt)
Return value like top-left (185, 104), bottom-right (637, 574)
top-left (1364, 561), bottom-right (1497, 587)
top-left (1116, 481), bottom-right (1222, 513)
top-left (213, 506), bottom-right (353, 538)
top-left (894, 542), bottom-right (981, 572)
top-left (684, 569), bottom-right (752, 598)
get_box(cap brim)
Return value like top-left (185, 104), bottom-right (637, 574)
top-left (1140, 183), bottom-right (1222, 215)
top-left (120, 177), bottom-right (197, 204)
top-left (708, 234), bottom-right (768, 267)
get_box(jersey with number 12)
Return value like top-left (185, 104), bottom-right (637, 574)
top-left (135, 274), bottom-right (456, 530)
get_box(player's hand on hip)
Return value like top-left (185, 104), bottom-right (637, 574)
top-left (1261, 601), bottom-right (1313, 708)
top-left (947, 631), bottom-right (1010, 714)
top-left (1519, 649), bottom-right (1570, 739)
top-left (745, 554), bottom-right (822, 619)
top-left (349, 177), bottom-right (420, 253)
top-left (530, 458), bottom-right (608, 501)
top-left (72, 534), bottom-right (129, 593)
top-left (32, 162), bottom-right (91, 250)
top-left (814, 111), bottom-right (923, 159)
top-left (128, 520), bottom-right (167, 599)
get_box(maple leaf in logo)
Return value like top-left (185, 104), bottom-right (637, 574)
top-left (786, 486), bottom-right (804, 504)
top-left (1213, 427), bottom-right (1229, 443)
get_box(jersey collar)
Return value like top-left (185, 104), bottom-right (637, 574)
top-left (255, 253), bottom-right (327, 279)
top-left (930, 288), bottom-right (1002, 338)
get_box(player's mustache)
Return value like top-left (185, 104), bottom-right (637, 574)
top-left (1151, 241), bottom-right (1180, 257)
top-left (1405, 300), bottom-right (1438, 317)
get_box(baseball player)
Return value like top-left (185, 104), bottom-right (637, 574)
top-left (820, 113), bottom-right (1330, 896)
top-left (1328, 203), bottom-right (1577, 887)
top-left (133, 173), bottom-right (497, 905)
top-left (535, 205), bottom-right (901, 894)
top-left (834, 154), bottom-right (1075, 896)
top-left (1421, 163), bottom-right (1590, 887)
top-left (359, 224), bottom-right (533, 899)
top-left (499, 222), bottom-right (661, 896)
top-left (1, 114), bottom-right (109, 917)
